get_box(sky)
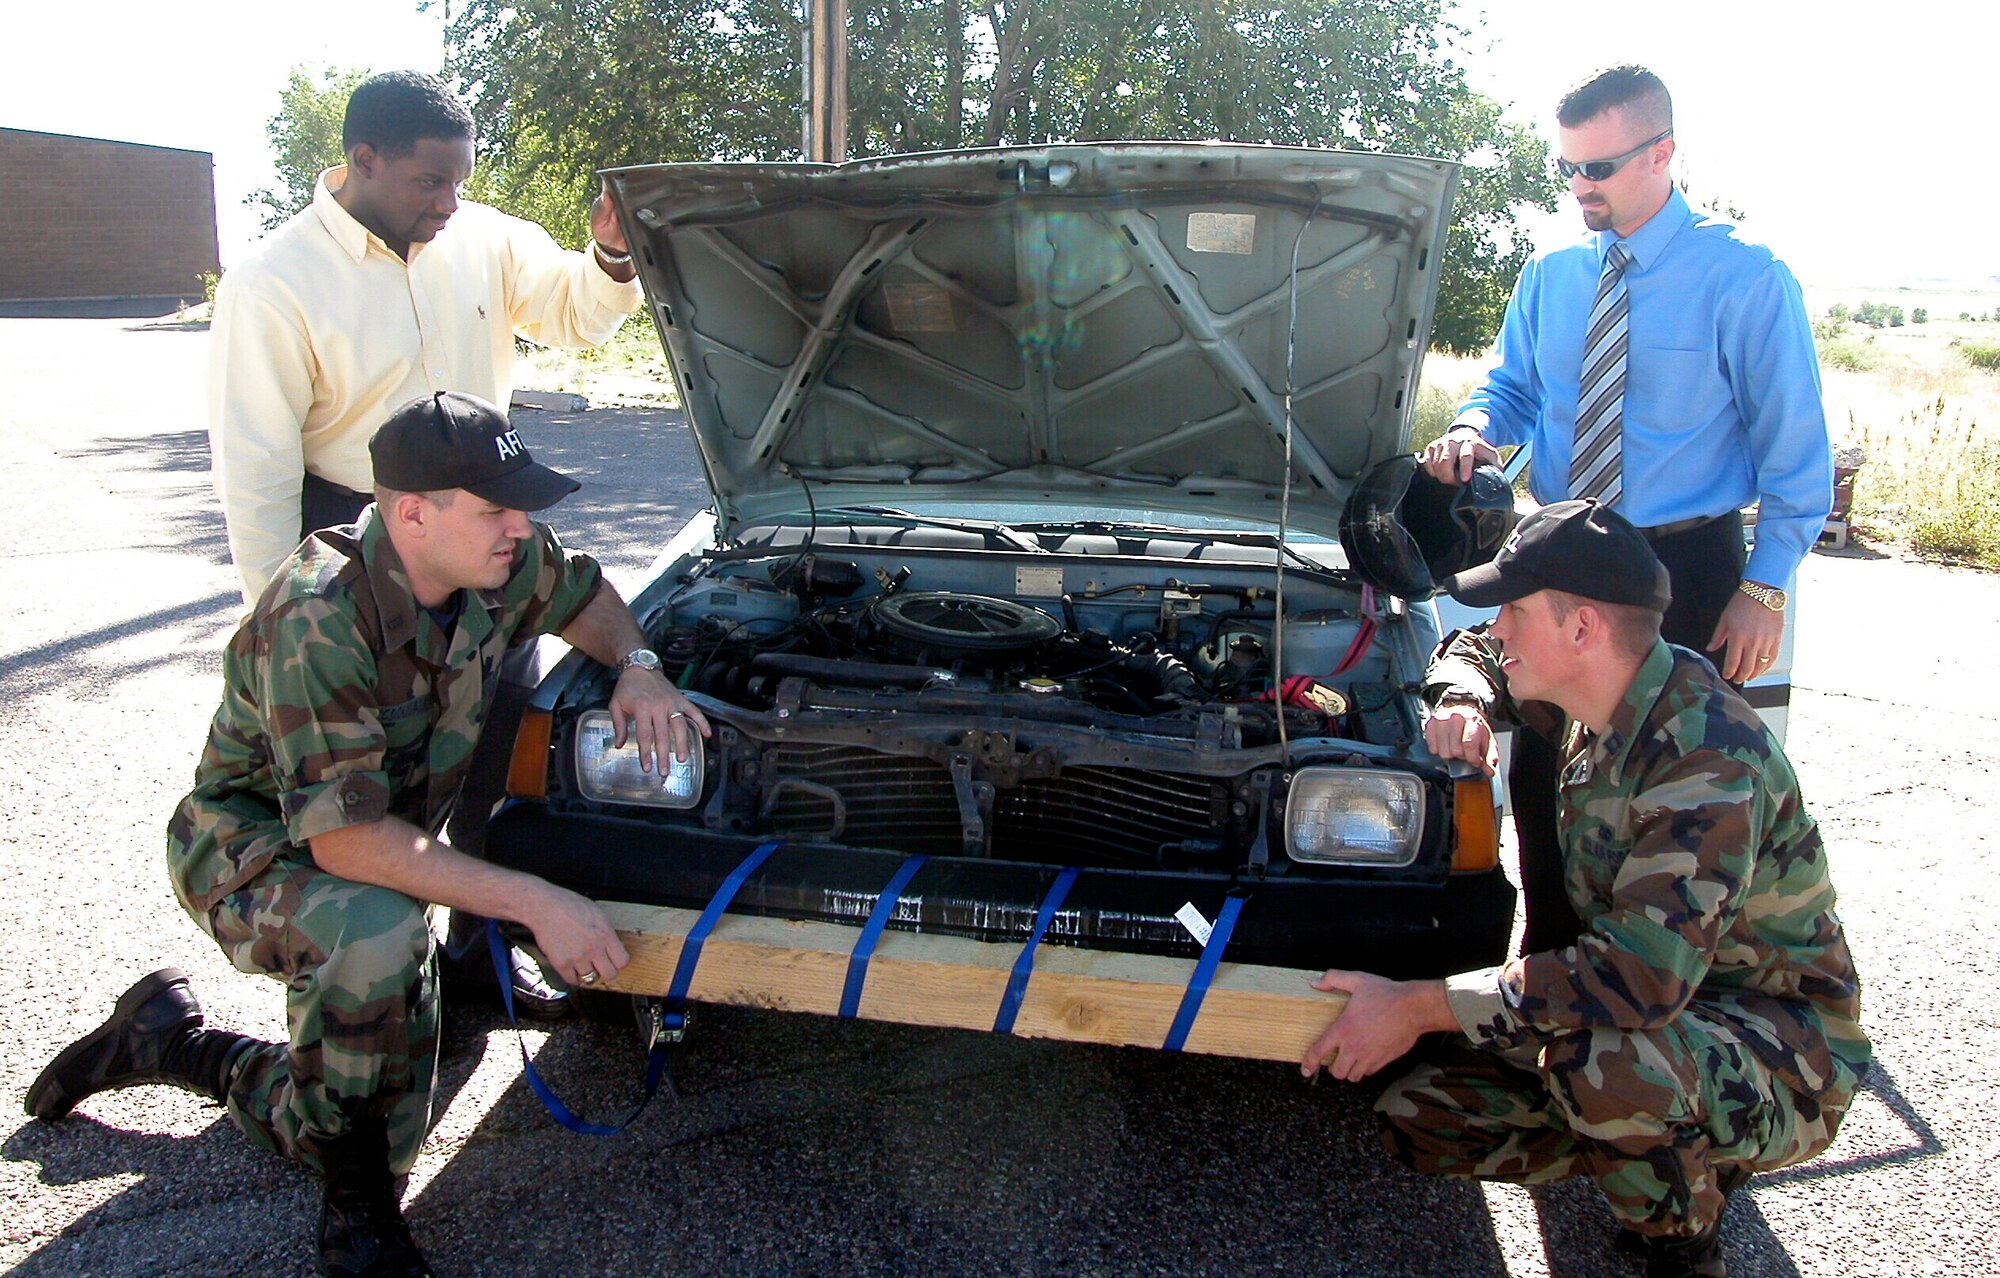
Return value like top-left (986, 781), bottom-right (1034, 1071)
top-left (6, 1), bottom-right (1996, 289)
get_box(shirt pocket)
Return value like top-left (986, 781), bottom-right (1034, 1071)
top-left (378, 695), bottom-right (431, 794)
top-left (1627, 346), bottom-right (1728, 440)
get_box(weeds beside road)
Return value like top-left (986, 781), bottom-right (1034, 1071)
top-left (1, 316), bottom-right (1995, 1277)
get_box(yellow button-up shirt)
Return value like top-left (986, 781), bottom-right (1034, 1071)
top-left (207, 167), bottom-right (643, 601)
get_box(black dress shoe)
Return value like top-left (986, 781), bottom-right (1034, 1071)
top-left (25, 968), bottom-right (255, 1120)
top-left (505, 946), bottom-right (572, 1022)
top-left (440, 911), bottom-right (570, 1021)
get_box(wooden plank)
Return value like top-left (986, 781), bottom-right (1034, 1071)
top-left (593, 902), bottom-right (1347, 1064)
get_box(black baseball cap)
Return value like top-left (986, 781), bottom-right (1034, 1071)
top-left (369, 391), bottom-right (580, 511)
top-left (1439, 499), bottom-right (1671, 610)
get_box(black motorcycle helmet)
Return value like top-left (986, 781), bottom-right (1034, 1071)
top-left (1338, 454), bottom-right (1519, 598)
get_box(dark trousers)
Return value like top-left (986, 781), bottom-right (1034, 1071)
top-left (1511, 511), bottom-right (1747, 954)
top-left (299, 471), bottom-right (372, 542)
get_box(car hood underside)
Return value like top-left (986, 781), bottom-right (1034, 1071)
top-left (607, 143), bottom-right (1459, 541)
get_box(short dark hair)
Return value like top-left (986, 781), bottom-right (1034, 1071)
top-left (342, 71), bottom-right (474, 157)
top-left (1557, 65), bottom-right (1672, 135)
top-left (1546, 590), bottom-right (1663, 660)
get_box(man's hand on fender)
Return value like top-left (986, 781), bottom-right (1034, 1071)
top-left (1420, 427), bottom-right (1500, 484)
top-left (1424, 703), bottom-right (1498, 777)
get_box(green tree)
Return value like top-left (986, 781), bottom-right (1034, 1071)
top-left (248, 65), bottom-right (371, 232)
top-left (1913, 307), bottom-right (1928, 324)
top-left (441, 0), bottom-right (1556, 352)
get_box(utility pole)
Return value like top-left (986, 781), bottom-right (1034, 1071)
top-left (803, 0), bottom-right (849, 163)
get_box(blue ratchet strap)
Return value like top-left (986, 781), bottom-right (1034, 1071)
top-left (662, 839), bottom-right (785, 1032)
top-left (1161, 891), bottom-right (1249, 1053)
top-left (839, 855), bottom-right (930, 1019)
top-left (993, 866), bottom-right (1081, 1034)
top-left (486, 918), bottom-right (667, 1136)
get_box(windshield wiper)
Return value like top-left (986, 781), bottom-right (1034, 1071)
top-left (813, 506), bottom-right (1046, 553)
top-left (1012, 520), bottom-right (1334, 573)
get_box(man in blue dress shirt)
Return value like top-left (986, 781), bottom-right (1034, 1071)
top-left (1422, 65), bottom-right (1832, 954)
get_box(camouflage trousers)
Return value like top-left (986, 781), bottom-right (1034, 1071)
top-left (1376, 1010), bottom-right (1858, 1238)
top-left (188, 853), bottom-right (439, 1177)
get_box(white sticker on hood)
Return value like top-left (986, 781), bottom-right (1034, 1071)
top-left (1187, 212), bottom-right (1256, 255)
top-left (885, 282), bottom-right (956, 331)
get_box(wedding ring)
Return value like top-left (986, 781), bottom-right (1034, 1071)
top-left (580, 971), bottom-right (599, 985)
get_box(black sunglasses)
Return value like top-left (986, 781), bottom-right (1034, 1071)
top-left (1556, 129), bottom-right (1672, 182)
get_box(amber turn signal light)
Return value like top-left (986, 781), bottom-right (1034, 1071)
top-left (1451, 776), bottom-right (1500, 873)
top-left (504, 708), bottom-right (554, 801)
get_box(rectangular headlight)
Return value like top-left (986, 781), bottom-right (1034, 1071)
top-left (573, 710), bottom-right (704, 809)
top-left (1283, 767), bottom-right (1424, 866)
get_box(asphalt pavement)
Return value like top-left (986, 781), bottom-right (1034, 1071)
top-left (1, 316), bottom-right (1993, 1277)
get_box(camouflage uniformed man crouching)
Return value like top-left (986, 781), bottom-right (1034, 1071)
top-left (1301, 501), bottom-right (1868, 1278)
top-left (26, 391), bottom-right (711, 1277)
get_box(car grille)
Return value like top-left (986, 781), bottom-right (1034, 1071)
top-left (760, 745), bottom-right (1232, 864)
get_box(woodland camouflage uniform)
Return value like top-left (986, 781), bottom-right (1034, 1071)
top-left (1384, 634), bottom-right (1870, 1239)
top-left (166, 506), bottom-right (602, 1175)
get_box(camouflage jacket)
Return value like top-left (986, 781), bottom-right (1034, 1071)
top-left (1429, 634), bottom-right (1869, 1101)
top-left (167, 506), bottom-right (602, 916)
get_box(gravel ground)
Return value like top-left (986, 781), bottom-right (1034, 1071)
top-left (0, 315), bottom-right (1993, 1277)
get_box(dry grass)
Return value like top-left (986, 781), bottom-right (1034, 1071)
top-left (1828, 351), bottom-right (2000, 566)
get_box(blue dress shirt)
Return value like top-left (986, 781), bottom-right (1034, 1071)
top-left (1456, 188), bottom-right (1832, 590)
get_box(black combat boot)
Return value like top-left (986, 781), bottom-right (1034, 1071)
top-left (1624, 1164), bottom-right (1751, 1277)
top-left (25, 968), bottom-right (257, 1120)
top-left (317, 1120), bottom-right (433, 1277)
top-left (1644, 1226), bottom-right (1728, 1278)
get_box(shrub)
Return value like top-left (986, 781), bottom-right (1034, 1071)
top-left (1821, 338), bottom-right (1881, 373)
top-left (1959, 342), bottom-right (2000, 372)
top-left (1851, 396), bottom-right (2000, 569)
top-left (1909, 470), bottom-right (2000, 566)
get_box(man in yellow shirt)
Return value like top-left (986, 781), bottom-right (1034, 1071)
top-left (208, 70), bottom-right (645, 1016)
top-left (208, 69), bottom-right (644, 604)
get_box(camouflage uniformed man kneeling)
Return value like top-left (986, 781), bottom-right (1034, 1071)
top-left (1302, 501), bottom-right (1868, 1278)
top-left (26, 391), bottom-right (711, 1277)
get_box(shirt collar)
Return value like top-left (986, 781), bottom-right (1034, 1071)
top-left (1597, 185), bottom-right (1692, 274)
top-left (357, 504), bottom-right (510, 652)
top-left (1589, 638), bottom-right (1676, 785)
top-left (310, 166), bottom-right (420, 266)
top-left (357, 506), bottom-right (426, 653)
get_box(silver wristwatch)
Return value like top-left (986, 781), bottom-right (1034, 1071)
top-left (616, 647), bottom-right (663, 674)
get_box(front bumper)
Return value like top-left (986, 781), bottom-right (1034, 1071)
top-left (485, 805), bottom-right (1513, 978)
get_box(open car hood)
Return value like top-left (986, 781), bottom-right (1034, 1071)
top-left (607, 144), bottom-right (1458, 541)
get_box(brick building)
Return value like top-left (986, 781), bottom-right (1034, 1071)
top-left (0, 127), bottom-right (221, 303)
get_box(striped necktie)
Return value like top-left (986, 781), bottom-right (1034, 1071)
top-left (1570, 241), bottom-right (1632, 505)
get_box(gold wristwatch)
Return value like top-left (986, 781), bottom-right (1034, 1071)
top-left (1737, 580), bottom-right (1788, 612)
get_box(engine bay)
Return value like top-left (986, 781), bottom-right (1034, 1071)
top-left (646, 543), bottom-right (1426, 755)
